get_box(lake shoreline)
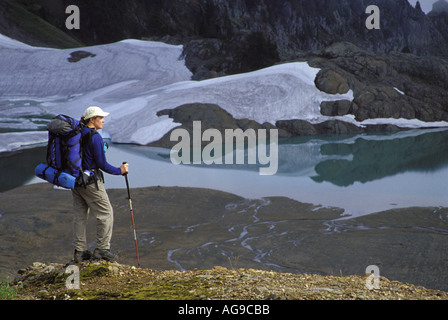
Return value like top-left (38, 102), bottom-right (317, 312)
top-left (1, 183), bottom-right (447, 292)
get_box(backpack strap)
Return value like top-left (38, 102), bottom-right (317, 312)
top-left (80, 128), bottom-right (102, 189)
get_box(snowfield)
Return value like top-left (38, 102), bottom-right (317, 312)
top-left (0, 35), bottom-right (191, 98)
top-left (0, 34), bottom-right (447, 151)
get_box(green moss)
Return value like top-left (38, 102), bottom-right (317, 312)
top-left (74, 289), bottom-right (122, 300)
top-left (27, 270), bottom-right (66, 287)
top-left (70, 276), bottom-right (217, 300)
top-left (80, 264), bottom-right (110, 281)
top-left (123, 277), bottom-right (215, 300)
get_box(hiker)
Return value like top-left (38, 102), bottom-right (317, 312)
top-left (72, 106), bottom-right (129, 263)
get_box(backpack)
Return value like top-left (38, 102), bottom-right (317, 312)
top-left (35, 114), bottom-right (89, 189)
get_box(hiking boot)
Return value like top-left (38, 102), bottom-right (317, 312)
top-left (92, 248), bottom-right (118, 262)
top-left (74, 250), bottom-right (92, 263)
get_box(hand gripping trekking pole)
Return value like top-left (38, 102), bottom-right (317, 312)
top-left (123, 162), bottom-right (140, 267)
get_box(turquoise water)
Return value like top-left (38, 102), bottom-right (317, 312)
top-left (6, 127), bottom-right (448, 217)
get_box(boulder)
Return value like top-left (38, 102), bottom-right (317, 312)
top-left (314, 69), bottom-right (350, 94)
top-left (320, 100), bottom-right (352, 116)
top-left (275, 119), bottom-right (318, 136)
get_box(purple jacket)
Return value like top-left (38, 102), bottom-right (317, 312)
top-left (81, 127), bottom-right (121, 175)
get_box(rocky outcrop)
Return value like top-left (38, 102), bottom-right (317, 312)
top-left (275, 119), bottom-right (404, 137)
top-left (151, 102), bottom-right (416, 149)
top-left (428, 1), bottom-right (448, 44)
top-left (305, 42), bottom-right (448, 122)
top-left (431, 0), bottom-right (448, 14)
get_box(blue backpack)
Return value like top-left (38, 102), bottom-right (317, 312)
top-left (35, 114), bottom-right (88, 189)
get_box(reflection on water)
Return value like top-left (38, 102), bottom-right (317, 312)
top-left (310, 129), bottom-right (448, 186)
top-left (2, 128), bottom-right (448, 215)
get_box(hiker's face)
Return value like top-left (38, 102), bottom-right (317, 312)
top-left (90, 116), bottom-right (104, 130)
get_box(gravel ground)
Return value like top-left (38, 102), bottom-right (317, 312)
top-left (13, 261), bottom-right (448, 300)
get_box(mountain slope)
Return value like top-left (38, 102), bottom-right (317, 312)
top-left (0, 0), bottom-right (82, 48)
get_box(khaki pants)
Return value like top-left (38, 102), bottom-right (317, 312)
top-left (71, 181), bottom-right (113, 251)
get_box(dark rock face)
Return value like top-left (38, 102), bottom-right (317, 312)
top-left (181, 31), bottom-right (280, 79)
top-left (431, 0), bottom-right (448, 14)
top-left (428, 1), bottom-right (448, 44)
top-left (306, 42), bottom-right (448, 122)
top-left (38, 0), bottom-right (446, 57)
top-left (4, 0), bottom-right (448, 60)
top-left (3, 1), bottom-right (448, 72)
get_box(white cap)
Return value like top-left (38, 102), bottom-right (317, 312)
top-left (82, 106), bottom-right (110, 120)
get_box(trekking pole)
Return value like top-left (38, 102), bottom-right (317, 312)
top-left (123, 162), bottom-right (140, 268)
